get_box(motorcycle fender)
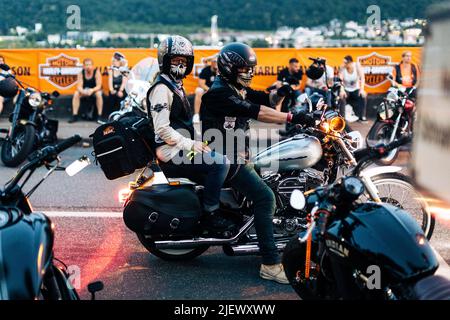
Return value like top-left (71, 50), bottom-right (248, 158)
top-left (18, 120), bottom-right (37, 128)
top-left (359, 165), bottom-right (402, 179)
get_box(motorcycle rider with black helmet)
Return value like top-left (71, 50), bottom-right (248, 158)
top-left (146, 36), bottom-right (230, 230)
top-left (200, 42), bottom-right (315, 284)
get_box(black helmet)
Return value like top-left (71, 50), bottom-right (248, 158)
top-left (157, 35), bottom-right (194, 80)
top-left (306, 62), bottom-right (325, 80)
top-left (218, 42), bottom-right (257, 89)
top-left (0, 77), bottom-right (18, 98)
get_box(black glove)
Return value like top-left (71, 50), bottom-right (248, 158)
top-left (291, 111), bottom-right (315, 127)
top-left (0, 64), bottom-right (10, 71)
top-left (277, 84), bottom-right (293, 97)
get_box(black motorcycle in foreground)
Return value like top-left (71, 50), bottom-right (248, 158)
top-left (0, 135), bottom-right (103, 299)
top-left (282, 135), bottom-right (447, 300)
top-left (0, 68), bottom-right (60, 167)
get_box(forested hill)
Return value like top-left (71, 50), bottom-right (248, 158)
top-left (0, 0), bottom-right (444, 34)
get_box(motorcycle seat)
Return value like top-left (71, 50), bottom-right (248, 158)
top-left (413, 275), bottom-right (450, 300)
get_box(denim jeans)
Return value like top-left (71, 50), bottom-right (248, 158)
top-left (163, 151), bottom-right (230, 212)
top-left (228, 163), bottom-right (279, 265)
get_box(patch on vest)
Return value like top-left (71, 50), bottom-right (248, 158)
top-left (151, 103), bottom-right (168, 113)
top-left (224, 117), bottom-right (237, 130)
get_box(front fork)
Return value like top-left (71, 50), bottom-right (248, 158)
top-left (360, 175), bottom-right (382, 203)
top-left (389, 112), bottom-right (403, 143)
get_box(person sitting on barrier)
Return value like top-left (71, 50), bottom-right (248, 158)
top-left (106, 52), bottom-right (128, 118)
top-left (339, 55), bottom-right (367, 123)
top-left (69, 58), bottom-right (104, 123)
top-left (147, 35), bottom-right (230, 232)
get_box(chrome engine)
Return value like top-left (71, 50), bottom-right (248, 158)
top-left (263, 169), bottom-right (325, 235)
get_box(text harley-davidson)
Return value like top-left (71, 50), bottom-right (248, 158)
top-left (119, 110), bottom-right (432, 261)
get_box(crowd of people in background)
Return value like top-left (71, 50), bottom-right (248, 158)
top-left (0, 50), bottom-right (420, 126)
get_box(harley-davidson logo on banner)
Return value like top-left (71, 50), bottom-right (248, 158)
top-left (357, 52), bottom-right (394, 88)
top-left (39, 54), bottom-right (83, 89)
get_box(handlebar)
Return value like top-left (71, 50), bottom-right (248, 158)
top-left (353, 134), bottom-right (412, 175)
top-left (2, 135), bottom-right (81, 194)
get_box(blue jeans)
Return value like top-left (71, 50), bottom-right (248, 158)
top-left (163, 151), bottom-right (230, 212)
top-left (228, 164), bottom-right (279, 265)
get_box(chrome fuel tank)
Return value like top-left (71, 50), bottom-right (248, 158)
top-left (253, 134), bottom-right (322, 172)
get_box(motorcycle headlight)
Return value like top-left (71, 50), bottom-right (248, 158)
top-left (28, 92), bottom-right (42, 108)
top-left (0, 210), bottom-right (9, 228)
top-left (386, 90), bottom-right (398, 103)
top-left (328, 116), bottom-right (346, 133)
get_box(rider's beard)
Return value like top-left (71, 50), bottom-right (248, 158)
top-left (170, 63), bottom-right (187, 80)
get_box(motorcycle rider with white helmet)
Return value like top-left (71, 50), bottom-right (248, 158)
top-left (146, 35), bottom-right (231, 231)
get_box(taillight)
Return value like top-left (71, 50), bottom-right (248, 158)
top-left (404, 99), bottom-right (415, 112)
top-left (118, 187), bottom-right (131, 204)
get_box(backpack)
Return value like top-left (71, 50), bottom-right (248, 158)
top-left (91, 114), bottom-right (156, 180)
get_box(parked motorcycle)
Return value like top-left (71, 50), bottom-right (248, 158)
top-left (118, 107), bottom-right (432, 262)
top-left (0, 70), bottom-right (60, 167)
top-left (366, 85), bottom-right (416, 165)
top-left (282, 135), bottom-right (444, 300)
top-left (0, 135), bottom-right (103, 299)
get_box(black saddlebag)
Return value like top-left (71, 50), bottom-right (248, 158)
top-left (91, 115), bottom-right (155, 180)
top-left (123, 184), bottom-right (202, 237)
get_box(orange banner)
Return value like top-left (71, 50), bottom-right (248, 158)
top-left (0, 47), bottom-right (422, 95)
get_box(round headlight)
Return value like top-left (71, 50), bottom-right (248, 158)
top-left (329, 116), bottom-right (346, 132)
top-left (386, 90), bottom-right (398, 103)
top-left (29, 92), bottom-right (42, 108)
top-left (0, 210), bottom-right (9, 228)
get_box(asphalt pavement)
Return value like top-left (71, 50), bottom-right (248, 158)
top-left (1, 118), bottom-right (449, 300)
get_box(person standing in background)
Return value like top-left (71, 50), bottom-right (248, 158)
top-left (305, 58), bottom-right (334, 97)
top-left (193, 55), bottom-right (218, 124)
top-left (391, 50), bottom-right (420, 89)
top-left (275, 58), bottom-right (303, 112)
top-left (107, 52), bottom-right (128, 118)
top-left (339, 55), bottom-right (367, 123)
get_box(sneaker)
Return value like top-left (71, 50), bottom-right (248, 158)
top-left (97, 116), bottom-right (108, 125)
top-left (193, 113), bottom-right (200, 124)
top-left (345, 114), bottom-right (359, 123)
top-left (358, 117), bottom-right (368, 123)
top-left (260, 263), bottom-right (289, 284)
top-left (68, 115), bottom-right (79, 123)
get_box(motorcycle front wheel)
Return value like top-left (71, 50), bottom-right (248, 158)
top-left (360, 172), bottom-right (435, 239)
top-left (136, 233), bottom-right (210, 261)
top-left (1, 125), bottom-right (36, 167)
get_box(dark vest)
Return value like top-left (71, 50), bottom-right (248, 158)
top-left (395, 63), bottom-right (417, 86)
top-left (146, 75), bottom-right (194, 149)
top-left (82, 68), bottom-right (97, 88)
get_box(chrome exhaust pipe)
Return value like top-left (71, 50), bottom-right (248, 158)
top-left (223, 241), bottom-right (289, 256)
top-left (153, 216), bottom-right (255, 250)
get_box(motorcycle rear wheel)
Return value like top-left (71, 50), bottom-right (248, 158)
top-left (1, 125), bottom-right (36, 167)
top-left (369, 122), bottom-right (399, 165)
top-left (136, 233), bottom-right (210, 261)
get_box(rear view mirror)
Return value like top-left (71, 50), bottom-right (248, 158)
top-left (52, 90), bottom-right (60, 98)
top-left (290, 189), bottom-right (306, 210)
top-left (65, 155), bottom-right (91, 176)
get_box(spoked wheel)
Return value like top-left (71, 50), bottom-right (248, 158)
top-left (1, 125), bottom-right (36, 167)
top-left (369, 122), bottom-right (399, 165)
top-left (136, 233), bottom-right (209, 261)
top-left (359, 172), bottom-right (435, 239)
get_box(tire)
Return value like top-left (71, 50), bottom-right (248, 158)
top-left (368, 122), bottom-right (399, 166)
top-left (362, 172), bottom-right (435, 239)
top-left (136, 233), bottom-right (209, 261)
top-left (282, 236), bottom-right (335, 300)
top-left (1, 125), bottom-right (36, 167)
